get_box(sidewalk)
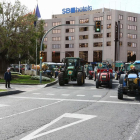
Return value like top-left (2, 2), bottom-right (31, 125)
top-left (0, 78), bottom-right (58, 94)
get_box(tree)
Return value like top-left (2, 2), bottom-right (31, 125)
top-left (0, 0), bottom-right (44, 74)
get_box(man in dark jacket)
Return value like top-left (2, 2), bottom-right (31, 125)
top-left (4, 68), bottom-right (12, 88)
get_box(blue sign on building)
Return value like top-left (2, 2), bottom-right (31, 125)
top-left (62, 5), bottom-right (92, 14)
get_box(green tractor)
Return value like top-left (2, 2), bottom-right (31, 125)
top-left (58, 57), bottom-right (85, 86)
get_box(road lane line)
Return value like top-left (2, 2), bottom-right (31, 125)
top-left (0, 100), bottom-right (63, 120)
top-left (0, 104), bottom-right (9, 107)
top-left (128, 118), bottom-right (140, 140)
top-left (9, 96), bottom-right (140, 105)
top-left (77, 95), bottom-right (85, 97)
top-left (62, 94), bottom-right (69, 96)
top-left (110, 96), bottom-right (117, 98)
top-left (127, 97), bottom-right (135, 99)
top-left (93, 95), bottom-right (102, 97)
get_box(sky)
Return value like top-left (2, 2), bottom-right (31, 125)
top-left (1, 0), bottom-right (140, 19)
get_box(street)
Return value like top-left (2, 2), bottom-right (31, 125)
top-left (0, 79), bottom-right (140, 140)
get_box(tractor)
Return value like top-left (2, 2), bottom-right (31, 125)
top-left (58, 57), bottom-right (85, 86)
top-left (118, 63), bottom-right (140, 99)
top-left (84, 64), bottom-right (94, 79)
top-left (96, 62), bottom-right (113, 88)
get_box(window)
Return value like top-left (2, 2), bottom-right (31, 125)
top-left (79, 43), bottom-right (88, 48)
top-left (52, 29), bottom-right (61, 34)
top-left (128, 16), bottom-right (137, 22)
top-left (94, 16), bottom-right (103, 21)
top-left (94, 34), bottom-right (103, 38)
top-left (107, 33), bottom-right (111, 37)
top-left (44, 37), bottom-right (47, 42)
top-left (66, 28), bottom-right (75, 33)
top-left (52, 37), bottom-right (61, 41)
top-left (52, 52), bottom-right (60, 63)
top-left (119, 33), bottom-right (123, 38)
top-left (93, 51), bottom-right (102, 62)
top-left (79, 19), bottom-right (89, 24)
top-left (128, 33), bottom-right (137, 39)
top-left (119, 15), bottom-right (123, 20)
top-left (127, 51), bottom-right (136, 62)
top-left (79, 51), bottom-right (88, 62)
top-left (107, 15), bottom-right (111, 20)
top-left (66, 20), bottom-right (75, 24)
top-left (65, 44), bottom-right (74, 48)
top-left (120, 24), bottom-right (123, 29)
top-left (79, 27), bottom-right (88, 32)
top-left (52, 44), bottom-right (61, 49)
top-left (65, 36), bottom-right (74, 40)
top-left (52, 21), bottom-right (61, 26)
top-left (128, 25), bottom-right (137, 30)
top-left (79, 35), bottom-right (88, 40)
top-left (107, 24), bottom-right (111, 29)
top-left (93, 42), bottom-right (102, 47)
top-left (107, 41), bottom-right (111, 46)
top-left (128, 42), bottom-right (137, 47)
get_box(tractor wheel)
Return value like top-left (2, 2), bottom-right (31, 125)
top-left (59, 72), bottom-right (64, 86)
top-left (118, 84), bottom-right (123, 99)
top-left (96, 79), bottom-right (99, 88)
top-left (77, 72), bottom-right (83, 85)
top-left (83, 73), bottom-right (85, 84)
top-left (65, 79), bottom-right (68, 84)
top-left (109, 79), bottom-right (112, 89)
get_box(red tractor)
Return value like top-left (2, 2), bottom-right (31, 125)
top-left (96, 62), bottom-right (113, 88)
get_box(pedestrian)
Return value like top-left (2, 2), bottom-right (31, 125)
top-left (4, 68), bottom-right (12, 88)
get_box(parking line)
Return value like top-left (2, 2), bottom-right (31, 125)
top-left (0, 104), bottom-right (9, 107)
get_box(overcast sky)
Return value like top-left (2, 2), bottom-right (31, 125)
top-left (1, 0), bottom-right (140, 19)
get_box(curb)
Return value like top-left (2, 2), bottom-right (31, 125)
top-left (44, 78), bottom-right (58, 87)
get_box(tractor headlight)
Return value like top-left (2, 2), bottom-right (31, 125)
top-left (102, 76), bottom-right (106, 78)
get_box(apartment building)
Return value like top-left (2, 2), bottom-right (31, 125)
top-left (43, 8), bottom-right (140, 63)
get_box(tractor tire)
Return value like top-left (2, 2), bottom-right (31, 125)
top-left (109, 79), bottom-right (112, 89)
top-left (77, 72), bottom-right (83, 85)
top-left (83, 73), bottom-right (85, 84)
top-left (119, 74), bottom-right (125, 84)
top-left (118, 84), bottom-right (123, 99)
top-left (59, 72), bottom-right (64, 86)
top-left (96, 79), bottom-right (99, 88)
top-left (65, 79), bottom-right (68, 84)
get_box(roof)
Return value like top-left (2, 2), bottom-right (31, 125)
top-left (134, 60), bottom-right (140, 64)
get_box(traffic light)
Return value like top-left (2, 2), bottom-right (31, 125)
top-left (39, 51), bottom-right (45, 59)
top-left (95, 21), bottom-right (101, 32)
top-left (115, 22), bottom-right (118, 41)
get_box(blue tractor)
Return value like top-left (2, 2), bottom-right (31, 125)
top-left (118, 62), bottom-right (140, 99)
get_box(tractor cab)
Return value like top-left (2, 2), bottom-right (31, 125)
top-left (84, 64), bottom-right (94, 79)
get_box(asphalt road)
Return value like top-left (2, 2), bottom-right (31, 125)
top-left (0, 79), bottom-right (140, 140)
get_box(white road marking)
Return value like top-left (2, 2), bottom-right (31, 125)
top-left (21, 113), bottom-right (96, 140)
top-left (90, 88), bottom-right (96, 90)
top-left (0, 100), bottom-right (62, 120)
top-left (46, 94), bottom-right (55, 96)
top-left (0, 104), bottom-right (9, 107)
top-left (128, 118), bottom-right (140, 140)
top-left (62, 94), bottom-right (69, 96)
top-left (127, 97), bottom-right (135, 99)
top-left (77, 95), bottom-right (85, 97)
top-left (93, 95), bottom-right (102, 97)
top-left (110, 96), bottom-right (117, 98)
top-left (32, 93), bottom-right (40, 95)
top-left (9, 96), bottom-right (140, 105)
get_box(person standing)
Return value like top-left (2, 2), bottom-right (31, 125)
top-left (4, 68), bottom-right (12, 88)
